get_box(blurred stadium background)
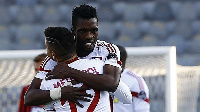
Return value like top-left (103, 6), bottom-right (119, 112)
top-left (1, 0), bottom-right (200, 111)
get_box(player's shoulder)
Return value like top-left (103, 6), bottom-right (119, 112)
top-left (122, 69), bottom-right (144, 80)
top-left (70, 58), bottom-right (104, 66)
top-left (39, 56), bottom-right (57, 72)
top-left (96, 40), bottom-right (119, 54)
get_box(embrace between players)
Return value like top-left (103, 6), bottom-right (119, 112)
top-left (25, 4), bottom-right (150, 112)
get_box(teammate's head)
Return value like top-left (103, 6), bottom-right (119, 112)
top-left (44, 27), bottom-right (76, 61)
top-left (33, 53), bottom-right (47, 74)
top-left (117, 45), bottom-right (127, 72)
top-left (71, 4), bottom-right (98, 57)
top-left (72, 4), bottom-right (98, 29)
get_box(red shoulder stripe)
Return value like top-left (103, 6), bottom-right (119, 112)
top-left (40, 56), bottom-right (50, 68)
top-left (39, 56), bottom-right (51, 72)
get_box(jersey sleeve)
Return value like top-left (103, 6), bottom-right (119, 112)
top-left (35, 56), bottom-right (57, 79)
top-left (104, 43), bottom-right (122, 69)
top-left (18, 85), bottom-right (32, 112)
top-left (111, 80), bottom-right (132, 104)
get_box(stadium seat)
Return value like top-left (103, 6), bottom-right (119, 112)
top-left (165, 21), bottom-right (176, 35)
top-left (137, 21), bottom-right (151, 35)
top-left (97, 0), bottom-right (115, 3)
top-left (123, 3), bottom-right (145, 22)
top-left (118, 21), bottom-right (142, 40)
top-left (0, 26), bottom-right (12, 50)
top-left (170, 1), bottom-right (182, 16)
top-left (143, 1), bottom-right (156, 20)
top-left (15, 6), bottom-right (36, 24)
top-left (0, 0), bottom-right (14, 5)
top-left (194, 1), bottom-right (200, 20)
top-left (165, 35), bottom-right (189, 54)
top-left (98, 3), bottom-right (116, 22)
top-left (33, 5), bottom-right (45, 23)
top-left (63, 0), bottom-right (88, 5)
top-left (191, 20), bottom-right (200, 35)
top-left (9, 5), bottom-right (20, 24)
top-left (15, 24), bottom-right (43, 50)
top-left (0, 6), bottom-right (11, 25)
top-left (189, 34), bottom-right (200, 54)
top-left (151, 1), bottom-right (174, 21)
top-left (14, 0), bottom-right (38, 5)
top-left (113, 24), bottom-right (140, 47)
top-left (173, 21), bottom-right (194, 40)
top-left (98, 22), bottom-right (117, 42)
top-left (174, 2), bottom-right (198, 21)
top-left (146, 21), bottom-right (168, 40)
top-left (40, 6), bottom-right (62, 24)
top-left (38, 0), bottom-right (62, 5)
top-left (136, 35), bottom-right (158, 46)
top-left (112, 2), bottom-right (126, 21)
top-left (57, 4), bottom-right (73, 23)
top-left (112, 39), bottom-right (135, 47)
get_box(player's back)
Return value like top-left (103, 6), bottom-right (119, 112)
top-left (40, 58), bottom-right (111, 112)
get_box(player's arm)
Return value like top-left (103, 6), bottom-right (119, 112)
top-left (111, 80), bottom-right (132, 104)
top-left (24, 77), bottom-right (52, 106)
top-left (74, 63), bottom-right (121, 92)
top-left (46, 45), bottom-right (122, 92)
top-left (46, 62), bottom-right (121, 92)
top-left (25, 73), bottom-right (93, 107)
top-left (25, 77), bottom-right (92, 107)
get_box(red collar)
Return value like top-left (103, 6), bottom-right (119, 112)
top-left (65, 57), bottom-right (79, 64)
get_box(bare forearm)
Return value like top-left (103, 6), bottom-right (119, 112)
top-left (25, 89), bottom-right (52, 106)
top-left (67, 66), bottom-right (121, 92)
top-left (24, 78), bottom-right (52, 106)
top-left (72, 70), bottom-right (115, 91)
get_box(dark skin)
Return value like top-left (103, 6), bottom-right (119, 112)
top-left (25, 47), bottom-right (92, 107)
top-left (47, 18), bottom-right (121, 91)
top-left (25, 78), bottom-right (92, 107)
top-left (25, 18), bottom-right (121, 107)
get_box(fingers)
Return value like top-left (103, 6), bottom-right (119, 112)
top-left (76, 86), bottom-right (91, 91)
top-left (71, 96), bottom-right (92, 108)
top-left (74, 92), bottom-right (93, 98)
top-left (73, 100), bottom-right (84, 108)
top-left (76, 96), bottom-right (91, 102)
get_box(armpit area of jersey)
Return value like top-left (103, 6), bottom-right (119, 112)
top-left (105, 58), bottom-right (122, 70)
top-left (106, 53), bottom-right (118, 60)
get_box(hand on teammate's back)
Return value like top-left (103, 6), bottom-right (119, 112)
top-left (61, 86), bottom-right (92, 108)
top-left (45, 62), bottom-right (70, 80)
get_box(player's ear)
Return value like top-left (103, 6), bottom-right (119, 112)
top-left (71, 27), bottom-right (74, 32)
top-left (51, 51), bottom-right (56, 60)
top-left (71, 27), bottom-right (77, 34)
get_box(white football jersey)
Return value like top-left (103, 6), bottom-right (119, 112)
top-left (79, 40), bottom-right (121, 68)
top-left (38, 58), bottom-right (111, 112)
top-left (113, 69), bottom-right (150, 112)
top-left (34, 40), bottom-right (122, 111)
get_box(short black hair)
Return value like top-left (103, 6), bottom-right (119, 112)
top-left (44, 27), bottom-right (76, 59)
top-left (72, 4), bottom-right (98, 29)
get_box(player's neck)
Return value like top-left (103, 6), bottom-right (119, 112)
top-left (77, 49), bottom-right (93, 57)
top-left (62, 53), bottom-right (78, 64)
